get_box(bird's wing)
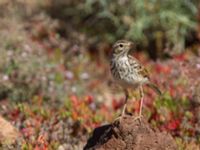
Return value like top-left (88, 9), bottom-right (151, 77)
top-left (128, 55), bottom-right (150, 79)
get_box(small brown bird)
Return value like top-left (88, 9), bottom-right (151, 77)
top-left (110, 40), bottom-right (161, 120)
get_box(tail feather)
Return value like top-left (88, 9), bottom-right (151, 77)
top-left (147, 83), bottom-right (162, 95)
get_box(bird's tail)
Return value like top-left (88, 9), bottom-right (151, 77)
top-left (147, 83), bottom-right (162, 95)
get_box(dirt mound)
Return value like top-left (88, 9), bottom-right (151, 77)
top-left (84, 115), bottom-right (177, 150)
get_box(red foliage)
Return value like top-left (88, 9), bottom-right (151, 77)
top-left (84, 95), bottom-right (94, 104)
top-left (112, 99), bottom-right (123, 110)
top-left (165, 119), bottom-right (181, 131)
top-left (155, 64), bottom-right (171, 74)
top-left (34, 135), bottom-right (48, 150)
top-left (173, 53), bottom-right (188, 61)
top-left (70, 95), bottom-right (80, 107)
top-left (10, 108), bottom-right (20, 120)
top-left (21, 127), bottom-right (35, 138)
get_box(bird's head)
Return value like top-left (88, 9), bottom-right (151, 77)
top-left (112, 40), bottom-right (134, 56)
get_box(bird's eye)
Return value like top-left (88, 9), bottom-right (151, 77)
top-left (119, 44), bottom-right (123, 48)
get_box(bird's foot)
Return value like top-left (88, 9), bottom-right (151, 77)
top-left (113, 114), bottom-right (126, 124)
top-left (114, 116), bottom-right (122, 124)
top-left (133, 115), bottom-right (143, 123)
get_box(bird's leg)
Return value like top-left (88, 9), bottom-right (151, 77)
top-left (134, 86), bottom-right (144, 122)
top-left (114, 89), bottom-right (129, 123)
top-left (139, 86), bottom-right (144, 117)
top-left (121, 89), bottom-right (129, 117)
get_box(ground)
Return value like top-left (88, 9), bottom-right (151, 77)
top-left (84, 115), bottom-right (177, 150)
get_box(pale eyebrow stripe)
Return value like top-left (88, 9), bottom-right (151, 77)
top-left (113, 42), bottom-right (128, 49)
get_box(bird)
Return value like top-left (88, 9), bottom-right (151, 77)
top-left (110, 40), bottom-right (161, 121)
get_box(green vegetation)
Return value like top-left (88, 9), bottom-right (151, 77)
top-left (52, 0), bottom-right (198, 52)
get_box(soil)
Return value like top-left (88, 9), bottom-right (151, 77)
top-left (84, 114), bottom-right (177, 150)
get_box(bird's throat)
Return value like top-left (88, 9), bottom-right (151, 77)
top-left (113, 51), bottom-right (128, 59)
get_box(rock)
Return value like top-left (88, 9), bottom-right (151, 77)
top-left (0, 116), bottom-right (19, 145)
top-left (84, 115), bottom-right (177, 150)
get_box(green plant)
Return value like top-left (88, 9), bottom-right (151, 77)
top-left (83, 0), bottom-right (198, 52)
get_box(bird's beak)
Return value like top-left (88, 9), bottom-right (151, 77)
top-left (129, 42), bottom-right (134, 50)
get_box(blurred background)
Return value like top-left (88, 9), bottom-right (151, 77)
top-left (0, 0), bottom-right (200, 149)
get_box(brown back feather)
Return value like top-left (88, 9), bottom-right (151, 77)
top-left (128, 55), bottom-right (150, 79)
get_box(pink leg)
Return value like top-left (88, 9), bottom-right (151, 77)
top-left (114, 89), bottom-right (129, 123)
top-left (122, 89), bottom-right (128, 117)
top-left (139, 86), bottom-right (144, 117)
top-left (132, 86), bottom-right (144, 122)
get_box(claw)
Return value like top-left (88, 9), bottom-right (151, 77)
top-left (133, 115), bottom-right (143, 123)
top-left (114, 114), bottom-right (125, 124)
